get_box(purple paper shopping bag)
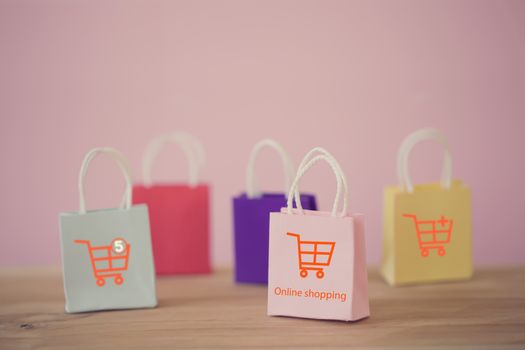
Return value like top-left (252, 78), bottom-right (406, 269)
top-left (233, 139), bottom-right (317, 284)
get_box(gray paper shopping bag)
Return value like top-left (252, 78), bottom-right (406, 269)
top-left (59, 147), bottom-right (157, 313)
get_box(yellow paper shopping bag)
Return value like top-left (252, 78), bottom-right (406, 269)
top-left (381, 128), bottom-right (473, 286)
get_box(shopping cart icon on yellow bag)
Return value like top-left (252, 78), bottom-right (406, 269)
top-left (75, 238), bottom-right (130, 287)
top-left (287, 233), bottom-right (336, 279)
top-left (403, 214), bottom-right (453, 257)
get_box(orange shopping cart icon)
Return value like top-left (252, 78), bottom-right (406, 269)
top-left (287, 233), bottom-right (336, 279)
top-left (75, 238), bottom-right (130, 287)
top-left (403, 214), bottom-right (453, 257)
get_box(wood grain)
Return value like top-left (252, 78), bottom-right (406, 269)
top-left (0, 267), bottom-right (524, 349)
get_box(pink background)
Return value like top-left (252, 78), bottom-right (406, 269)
top-left (1, 0), bottom-right (524, 267)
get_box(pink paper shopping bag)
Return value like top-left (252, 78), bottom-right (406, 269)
top-left (132, 132), bottom-right (211, 275)
top-left (268, 148), bottom-right (369, 321)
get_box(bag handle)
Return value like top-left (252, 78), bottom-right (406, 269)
top-left (286, 148), bottom-right (348, 217)
top-left (246, 139), bottom-right (294, 199)
top-left (292, 147), bottom-right (348, 215)
top-left (397, 128), bottom-right (453, 193)
top-left (78, 147), bottom-right (133, 214)
top-left (142, 132), bottom-right (205, 187)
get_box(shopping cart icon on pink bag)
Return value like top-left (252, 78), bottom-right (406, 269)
top-left (287, 232), bottom-right (336, 279)
top-left (403, 214), bottom-right (453, 257)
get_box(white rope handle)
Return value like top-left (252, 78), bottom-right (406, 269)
top-left (286, 151), bottom-right (348, 217)
top-left (246, 139), bottom-right (294, 199)
top-left (293, 147), bottom-right (348, 214)
top-left (78, 147), bottom-right (133, 214)
top-left (397, 128), bottom-right (453, 193)
top-left (142, 132), bottom-right (205, 187)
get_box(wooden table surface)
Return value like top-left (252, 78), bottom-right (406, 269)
top-left (0, 267), bottom-right (524, 349)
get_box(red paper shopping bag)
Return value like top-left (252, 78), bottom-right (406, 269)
top-left (133, 132), bottom-right (211, 275)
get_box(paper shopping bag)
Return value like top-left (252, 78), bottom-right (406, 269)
top-left (59, 148), bottom-right (157, 313)
top-left (233, 139), bottom-right (317, 284)
top-left (133, 132), bottom-right (211, 275)
top-left (268, 148), bottom-right (369, 321)
top-left (381, 128), bottom-right (473, 286)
